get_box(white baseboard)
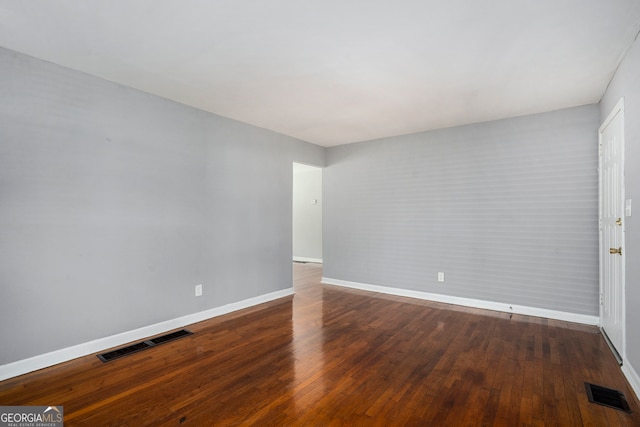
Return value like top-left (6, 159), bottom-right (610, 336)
top-left (622, 361), bottom-right (640, 401)
top-left (293, 256), bottom-right (323, 264)
top-left (0, 287), bottom-right (294, 382)
top-left (321, 277), bottom-right (599, 325)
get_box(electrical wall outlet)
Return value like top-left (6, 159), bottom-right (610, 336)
top-left (437, 272), bottom-right (445, 282)
top-left (195, 284), bottom-right (203, 297)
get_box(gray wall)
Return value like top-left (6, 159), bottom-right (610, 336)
top-left (0, 47), bottom-right (324, 365)
top-left (293, 165), bottom-right (323, 261)
top-left (600, 34), bottom-right (640, 382)
top-left (324, 105), bottom-right (600, 315)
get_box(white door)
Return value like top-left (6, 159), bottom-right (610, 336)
top-left (293, 163), bottom-right (323, 263)
top-left (599, 98), bottom-right (625, 360)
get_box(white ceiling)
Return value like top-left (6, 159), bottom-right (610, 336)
top-left (1, 1), bottom-right (640, 147)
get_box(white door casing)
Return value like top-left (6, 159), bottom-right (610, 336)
top-left (598, 98), bottom-right (626, 361)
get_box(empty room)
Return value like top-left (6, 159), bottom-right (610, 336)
top-left (1, 1), bottom-right (640, 425)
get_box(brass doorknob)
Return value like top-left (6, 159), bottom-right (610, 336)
top-left (616, 218), bottom-right (622, 226)
top-left (610, 247), bottom-right (622, 255)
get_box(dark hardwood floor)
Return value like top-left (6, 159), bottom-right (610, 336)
top-left (1, 262), bottom-right (638, 426)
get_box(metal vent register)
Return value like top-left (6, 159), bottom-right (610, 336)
top-left (585, 382), bottom-right (631, 413)
top-left (98, 329), bottom-right (193, 362)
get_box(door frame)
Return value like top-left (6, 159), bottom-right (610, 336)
top-left (598, 97), bottom-right (626, 362)
top-left (292, 162), bottom-right (323, 264)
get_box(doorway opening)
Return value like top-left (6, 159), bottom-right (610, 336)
top-left (292, 162), bottom-right (323, 264)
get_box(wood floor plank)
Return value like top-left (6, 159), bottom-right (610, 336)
top-left (1, 262), bottom-right (639, 425)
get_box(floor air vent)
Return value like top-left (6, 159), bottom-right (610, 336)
top-left (98, 329), bottom-right (193, 362)
top-left (149, 329), bottom-right (192, 345)
top-left (585, 382), bottom-right (631, 413)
